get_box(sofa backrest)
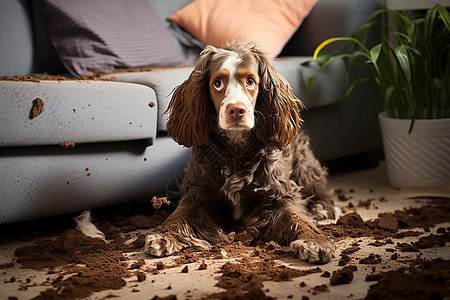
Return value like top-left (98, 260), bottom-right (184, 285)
top-left (0, 0), bottom-right (36, 76)
top-left (29, 0), bottom-right (67, 75)
top-left (0, 0), bottom-right (193, 77)
top-left (0, 0), bottom-right (67, 76)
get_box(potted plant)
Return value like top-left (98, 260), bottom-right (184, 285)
top-left (309, 4), bottom-right (450, 189)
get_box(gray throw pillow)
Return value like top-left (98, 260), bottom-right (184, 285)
top-left (39, 0), bottom-right (190, 76)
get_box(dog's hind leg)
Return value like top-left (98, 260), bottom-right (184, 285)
top-left (289, 133), bottom-right (337, 220)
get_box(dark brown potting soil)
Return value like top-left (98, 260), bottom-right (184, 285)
top-left (3, 198), bottom-right (450, 299)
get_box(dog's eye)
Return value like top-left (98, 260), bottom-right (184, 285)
top-left (246, 78), bottom-right (256, 88)
top-left (214, 80), bottom-right (224, 91)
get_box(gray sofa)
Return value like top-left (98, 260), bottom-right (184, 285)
top-left (0, 0), bottom-right (382, 224)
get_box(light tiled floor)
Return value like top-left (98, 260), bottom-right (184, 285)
top-left (1, 161), bottom-right (448, 299)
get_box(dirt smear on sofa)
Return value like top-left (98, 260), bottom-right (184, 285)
top-left (0, 74), bottom-right (115, 82)
top-left (30, 97), bottom-right (45, 119)
top-left (3, 198), bottom-right (450, 299)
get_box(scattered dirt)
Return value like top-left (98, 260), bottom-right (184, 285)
top-left (414, 232), bottom-right (450, 249)
top-left (2, 199), bottom-right (449, 299)
top-left (151, 197), bottom-right (170, 209)
top-left (30, 97), bottom-right (45, 119)
top-left (13, 229), bottom-right (130, 299)
top-left (0, 66), bottom-right (190, 83)
top-left (210, 260), bottom-right (321, 299)
top-left (0, 74), bottom-right (115, 82)
top-left (60, 141), bottom-right (75, 149)
top-left (319, 200), bottom-right (450, 240)
top-left (335, 188), bottom-right (352, 201)
top-left (364, 259), bottom-right (450, 300)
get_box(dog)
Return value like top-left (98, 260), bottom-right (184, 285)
top-left (143, 42), bottom-right (336, 263)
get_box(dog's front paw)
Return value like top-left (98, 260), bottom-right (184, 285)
top-left (290, 238), bottom-right (335, 264)
top-left (142, 233), bottom-right (186, 257)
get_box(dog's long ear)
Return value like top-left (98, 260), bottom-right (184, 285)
top-left (252, 46), bottom-right (305, 150)
top-left (166, 46), bottom-right (217, 147)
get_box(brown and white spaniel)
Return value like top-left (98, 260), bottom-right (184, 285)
top-left (143, 42), bottom-right (337, 263)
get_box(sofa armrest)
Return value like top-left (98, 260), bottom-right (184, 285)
top-left (281, 0), bottom-right (379, 56)
top-left (0, 80), bottom-right (157, 147)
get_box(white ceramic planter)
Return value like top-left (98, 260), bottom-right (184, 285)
top-left (378, 112), bottom-right (450, 188)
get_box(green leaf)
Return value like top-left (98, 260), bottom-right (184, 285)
top-left (342, 78), bottom-right (372, 100)
top-left (394, 45), bottom-right (412, 85)
top-left (434, 5), bottom-right (450, 33)
top-left (306, 75), bottom-right (317, 87)
top-left (306, 54), bottom-right (353, 87)
top-left (369, 44), bottom-right (382, 64)
top-left (385, 86), bottom-right (395, 103)
top-left (313, 37), bottom-right (369, 61)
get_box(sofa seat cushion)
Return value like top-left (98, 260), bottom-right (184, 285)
top-left (0, 80), bottom-right (157, 147)
top-left (0, 136), bottom-right (190, 224)
top-left (104, 67), bottom-right (194, 132)
top-left (105, 57), bottom-right (345, 132)
top-left (276, 57), bottom-right (346, 109)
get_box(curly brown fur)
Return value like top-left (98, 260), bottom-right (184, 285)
top-left (144, 42), bottom-right (336, 264)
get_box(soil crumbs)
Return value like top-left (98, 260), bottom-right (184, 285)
top-left (1, 198), bottom-right (449, 299)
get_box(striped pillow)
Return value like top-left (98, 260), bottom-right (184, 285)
top-left (39, 0), bottom-right (190, 76)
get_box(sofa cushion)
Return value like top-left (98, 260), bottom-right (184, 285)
top-left (105, 57), bottom-right (345, 132)
top-left (105, 67), bottom-right (194, 132)
top-left (167, 0), bottom-right (318, 56)
top-left (0, 80), bottom-right (157, 147)
top-left (38, 0), bottom-right (191, 77)
top-left (0, 136), bottom-right (190, 223)
top-left (276, 57), bottom-right (346, 109)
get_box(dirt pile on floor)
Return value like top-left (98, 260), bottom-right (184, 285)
top-left (365, 258), bottom-right (450, 300)
top-left (210, 259), bottom-right (322, 299)
top-left (3, 198), bottom-right (450, 299)
top-left (14, 229), bottom-right (131, 299)
top-left (319, 199), bottom-right (450, 240)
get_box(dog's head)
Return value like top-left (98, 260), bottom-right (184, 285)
top-left (166, 42), bottom-right (304, 150)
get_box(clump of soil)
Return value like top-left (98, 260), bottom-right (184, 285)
top-left (377, 213), bottom-right (399, 231)
top-left (364, 259), bottom-right (450, 299)
top-left (414, 232), bottom-right (450, 249)
top-left (335, 188), bottom-right (352, 201)
top-left (60, 141), bottom-right (75, 149)
top-left (330, 265), bottom-right (356, 285)
top-left (30, 97), bottom-right (45, 119)
top-left (359, 254), bottom-right (382, 264)
top-left (151, 196), bottom-right (170, 209)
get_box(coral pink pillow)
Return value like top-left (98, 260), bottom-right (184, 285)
top-left (168, 0), bottom-right (318, 56)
